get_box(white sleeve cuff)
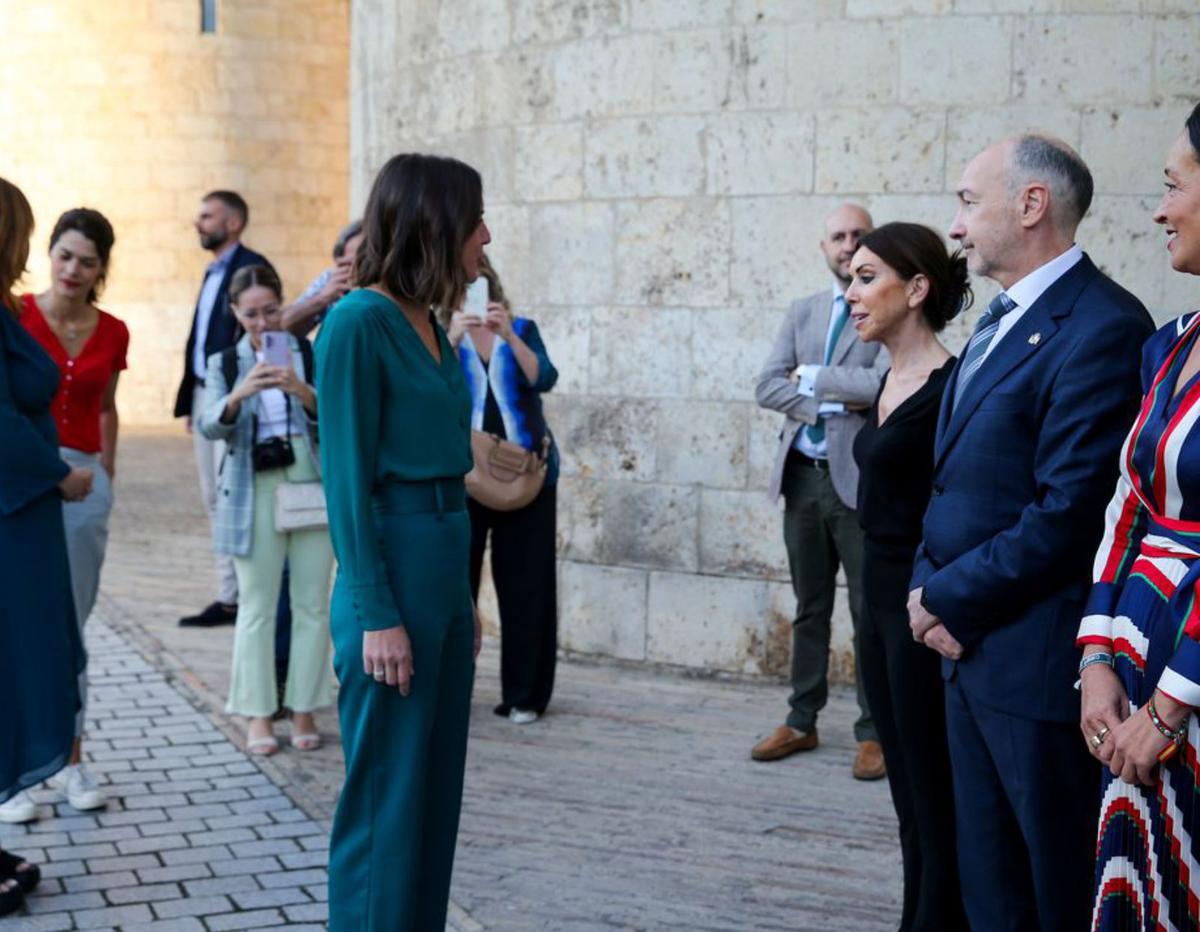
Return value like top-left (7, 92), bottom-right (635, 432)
top-left (1077, 614), bottom-right (1114, 643)
top-left (1157, 667), bottom-right (1200, 707)
top-left (796, 364), bottom-right (819, 397)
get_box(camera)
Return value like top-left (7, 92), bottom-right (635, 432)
top-left (252, 436), bottom-right (296, 472)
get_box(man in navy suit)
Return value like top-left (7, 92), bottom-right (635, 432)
top-left (174, 191), bottom-right (274, 628)
top-left (907, 136), bottom-right (1154, 930)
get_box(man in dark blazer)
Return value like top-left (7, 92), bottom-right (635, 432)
top-left (908, 136), bottom-right (1154, 930)
top-left (754, 203), bottom-right (890, 780)
top-left (175, 190), bottom-right (274, 628)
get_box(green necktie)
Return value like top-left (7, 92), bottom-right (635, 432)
top-left (804, 295), bottom-right (849, 447)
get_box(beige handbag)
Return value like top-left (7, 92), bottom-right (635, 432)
top-left (465, 431), bottom-right (549, 511)
top-left (274, 481), bottom-right (328, 532)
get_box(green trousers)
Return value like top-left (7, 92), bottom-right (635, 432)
top-left (228, 453), bottom-right (334, 717)
top-left (781, 454), bottom-right (876, 742)
top-left (328, 479), bottom-right (476, 932)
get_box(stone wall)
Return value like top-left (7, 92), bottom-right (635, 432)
top-left (351, 0), bottom-right (1198, 679)
top-left (2, 0), bottom-right (349, 424)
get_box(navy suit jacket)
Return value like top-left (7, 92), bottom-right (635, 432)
top-left (912, 254), bottom-right (1154, 723)
top-left (173, 242), bottom-right (274, 418)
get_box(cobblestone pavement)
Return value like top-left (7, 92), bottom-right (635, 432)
top-left (3, 429), bottom-right (902, 930)
top-left (1, 620), bottom-right (330, 931)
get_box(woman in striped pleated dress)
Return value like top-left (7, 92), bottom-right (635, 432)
top-left (1078, 101), bottom-right (1200, 931)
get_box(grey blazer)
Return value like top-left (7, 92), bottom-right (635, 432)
top-left (197, 333), bottom-right (321, 556)
top-left (756, 289), bottom-right (889, 508)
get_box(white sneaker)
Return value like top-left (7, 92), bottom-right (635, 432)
top-left (47, 765), bottom-right (107, 811)
top-left (509, 708), bottom-right (539, 725)
top-left (0, 790), bottom-right (37, 824)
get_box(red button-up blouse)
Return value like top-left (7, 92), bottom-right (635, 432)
top-left (19, 294), bottom-right (129, 454)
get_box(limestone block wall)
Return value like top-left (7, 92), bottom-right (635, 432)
top-left (351, 0), bottom-right (1199, 680)
top-left (2, 0), bottom-right (349, 424)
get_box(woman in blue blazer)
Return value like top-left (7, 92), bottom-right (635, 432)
top-left (0, 177), bottom-right (90, 914)
top-left (447, 256), bottom-right (559, 724)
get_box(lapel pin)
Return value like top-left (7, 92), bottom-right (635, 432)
top-left (1028, 333), bottom-right (1041, 345)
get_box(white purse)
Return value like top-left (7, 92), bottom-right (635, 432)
top-left (274, 481), bottom-right (328, 532)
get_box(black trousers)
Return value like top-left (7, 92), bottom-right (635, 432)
top-left (468, 483), bottom-right (557, 716)
top-left (858, 538), bottom-right (966, 932)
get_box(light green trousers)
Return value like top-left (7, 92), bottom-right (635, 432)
top-left (228, 453), bottom-right (334, 717)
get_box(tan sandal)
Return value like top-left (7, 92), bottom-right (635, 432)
top-left (246, 735), bottom-right (279, 756)
top-left (291, 732), bottom-right (321, 751)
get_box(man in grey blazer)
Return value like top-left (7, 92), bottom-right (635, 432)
top-left (753, 202), bottom-right (889, 780)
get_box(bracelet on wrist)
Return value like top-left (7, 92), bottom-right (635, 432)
top-left (1078, 652), bottom-right (1114, 676)
top-left (1147, 693), bottom-right (1188, 762)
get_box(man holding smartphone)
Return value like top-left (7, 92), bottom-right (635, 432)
top-left (753, 203), bottom-right (889, 780)
top-left (174, 191), bottom-right (275, 628)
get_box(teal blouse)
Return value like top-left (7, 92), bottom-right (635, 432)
top-left (315, 288), bottom-right (472, 631)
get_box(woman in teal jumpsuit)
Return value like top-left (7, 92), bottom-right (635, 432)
top-left (318, 153), bottom-right (489, 931)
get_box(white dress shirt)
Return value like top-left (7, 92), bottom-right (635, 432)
top-left (191, 245), bottom-right (237, 379)
top-left (979, 244), bottom-right (1083, 366)
top-left (793, 284), bottom-right (850, 458)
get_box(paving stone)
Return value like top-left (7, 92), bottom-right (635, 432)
top-left (205, 909), bottom-right (286, 930)
top-left (182, 875), bottom-right (263, 898)
top-left (62, 870), bottom-right (138, 892)
top-left (115, 833), bottom-right (190, 855)
top-left (86, 853), bottom-right (162, 874)
top-left (209, 857), bottom-right (282, 878)
top-left (123, 919), bottom-right (207, 932)
top-left (151, 894), bottom-right (235, 920)
top-left (283, 902), bottom-right (328, 922)
top-left (136, 862), bottom-right (215, 885)
top-left (106, 881), bottom-right (186, 904)
top-left (230, 887), bottom-right (313, 910)
top-left (24, 890), bottom-right (106, 912)
top-left (161, 844), bottom-right (231, 866)
top-left (71, 903), bottom-right (155, 928)
top-left (257, 868), bottom-right (326, 889)
top-left (228, 839), bottom-right (301, 859)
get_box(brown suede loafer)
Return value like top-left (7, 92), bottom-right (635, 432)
top-left (852, 739), bottom-right (887, 781)
top-left (750, 725), bottom-right (819, 761)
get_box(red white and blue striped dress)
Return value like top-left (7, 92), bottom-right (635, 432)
top-left (1079, 312), bottom-right (1200, 932)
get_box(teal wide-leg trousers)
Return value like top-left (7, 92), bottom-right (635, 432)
top-left (327, 481), bottom-right (476, 932)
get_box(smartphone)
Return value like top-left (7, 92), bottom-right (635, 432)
top-left (261, 331), bottom-right (291, 368)
top-left (464, 277), bottom-right (489, 320)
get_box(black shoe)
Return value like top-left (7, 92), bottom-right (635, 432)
top-left (0, 850), bottom-right (39, 895)
top-left (179, 601), bottom-right (238, 627)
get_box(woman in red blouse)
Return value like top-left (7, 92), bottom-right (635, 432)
top-left (3, 208), bottom-right (128, 823)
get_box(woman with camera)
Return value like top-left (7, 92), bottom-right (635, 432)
top-left (198, 264), bottom-right (332, 755)
top-left (318, 152), bottom-right (487, 932)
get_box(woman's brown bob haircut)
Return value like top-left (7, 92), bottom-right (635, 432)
top-left (0, 177), bottom-right (35, 318)
top-left (355, 153), bottom-right (483, 313)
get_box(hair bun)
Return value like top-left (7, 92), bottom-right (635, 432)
top-left (943, 250), bottom-right (973, 323)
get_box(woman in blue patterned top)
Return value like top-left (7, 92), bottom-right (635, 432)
top-left (447, 255), bottom-right (559, 724)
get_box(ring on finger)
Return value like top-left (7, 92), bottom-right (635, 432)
top-left (1090, 726), bottom-right (1110, 748)
top-left (373, 668), bottom-right (385, 681)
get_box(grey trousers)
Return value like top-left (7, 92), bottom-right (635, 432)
top-left (781, 452), bottom-right (875, 742)
top-left (60, 447), bottom-right (112, 735)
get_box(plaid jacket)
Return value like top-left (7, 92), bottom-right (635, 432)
top-left (197, 333), bottom-right (320, 556)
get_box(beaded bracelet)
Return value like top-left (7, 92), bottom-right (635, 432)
top-left (1147, 693), bottom-right (1187, 763)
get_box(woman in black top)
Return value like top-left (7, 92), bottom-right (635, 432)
top-left (848, 222), bottom-right (970, 932)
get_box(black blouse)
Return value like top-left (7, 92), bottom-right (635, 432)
top-left (854, 358), bottom-right (956, 548)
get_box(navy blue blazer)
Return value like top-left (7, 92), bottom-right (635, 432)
top-left (912, 254), bottom-right (1154, 722)
top-left (173, 242), bottom-right (274, 418)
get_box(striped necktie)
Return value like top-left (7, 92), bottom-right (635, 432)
top-left (953, 292), bottom-right (1017, 407)
top-left (804, 295), bottom-right (850, 446)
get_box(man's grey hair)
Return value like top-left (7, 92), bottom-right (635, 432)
top-left (332, 219), bottom-right (363, 260)
top-left (1008, 135), bottom-right (1094, 232)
